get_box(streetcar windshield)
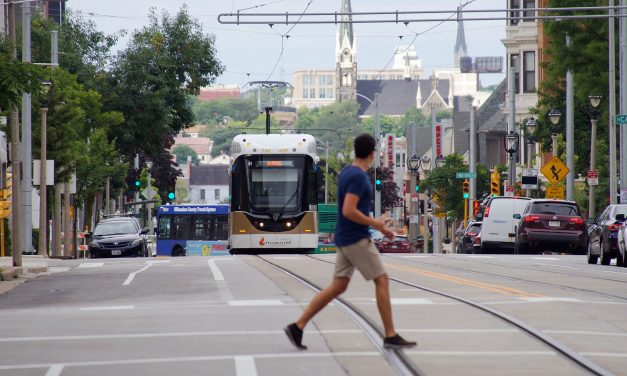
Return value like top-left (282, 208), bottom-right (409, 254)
top-left (245, 156), bottom-right (304, 212)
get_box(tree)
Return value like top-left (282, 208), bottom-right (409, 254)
top-left (172, 145), bottom-right (199, 165)
top-left (191, 96), bottom-right (259, 125)
top-left (530, 0), bottom-right (610, 211)
top-left (0, 53), bottom-right (41, 111)
top-left (367, 167), bottom-right (401, 212)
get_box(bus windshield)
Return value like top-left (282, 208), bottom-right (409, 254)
top-left (245, 156), bottom-right (304, 213)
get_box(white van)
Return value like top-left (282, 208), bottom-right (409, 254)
top-left (480, 196), bottom-right (530, 252)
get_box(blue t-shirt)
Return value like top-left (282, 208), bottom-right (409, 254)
top-left (335, 165), bottom-right (371, 246)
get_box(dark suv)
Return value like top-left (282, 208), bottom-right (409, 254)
top-left (587, 204), bottom-right (627, 265)
top-left (87, 217), bottom-right (149, 258)
top-left (514, 199), bottom-right (586, 254)
top-left (456, 221), bottom-right (482, 254)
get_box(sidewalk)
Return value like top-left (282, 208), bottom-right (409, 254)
top-left (0, 256), bottom-right (49, 281)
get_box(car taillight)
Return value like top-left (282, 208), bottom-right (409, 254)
top-left (483, 206), bottom-right (490, 218)
top-left (524, 215), bottom-right (540, 223)
top-left (473, 236), bottom-right (481, 245)
top-left (569, 217), bottom-right (585, 225)
top-left (467, 232), bottom-right (477, 236)
top-left (608, 223), bottom-right (622, 231)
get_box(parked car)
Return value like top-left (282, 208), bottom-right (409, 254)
top-left (378, 235), bottom-right (412, 253)
top-left (480, 196), bottom-right (530, 253)
top-left (473, 231), bottom-right (481, 253)
top-left (588, 204), bottom-right (627, 265)
top-left (457, 221), bottom-right (482, 254)
top-left (87, 217), bottom-right (149, 258)
top-left (514, 199), bottom-right (586, 254)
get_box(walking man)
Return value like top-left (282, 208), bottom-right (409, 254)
top-left (285, 133), bottom-right (417, 350)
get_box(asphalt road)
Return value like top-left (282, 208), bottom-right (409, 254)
top-left (0, 253), bottom-right (626, 375)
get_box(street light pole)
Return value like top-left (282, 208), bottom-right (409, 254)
top-left (325, 141), bottom-right (329, 205)
top-left (38, 80), bottom-right (53, 257)
top-left (588, 95), bottom-right (602, 220)
top-left (525, 118), bottom-right (537, 198)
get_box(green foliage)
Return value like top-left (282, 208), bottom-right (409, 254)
top-left (172, 145), bottom-right (199, 165)
top-left (294, 101), bottom-right (362, 151)
top-left (419, 154), bottom-right (491, 219)
top-left (190, 96), bottom-right (259, 125)
top-left (0, 53), bottom-right (42, 111)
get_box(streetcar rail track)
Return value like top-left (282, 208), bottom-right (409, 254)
top-left (256, 255), bottom-right (424, 376)
top-left (307, 254), bottom-right (613, 376)
top-left (383, 254), bottom-right (627, 303)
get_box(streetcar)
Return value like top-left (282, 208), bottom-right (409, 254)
top-left (228, 133), bottom-right (319, 253)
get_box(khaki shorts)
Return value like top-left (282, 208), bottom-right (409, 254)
top-left (334, 238), bottom-right (386, 281)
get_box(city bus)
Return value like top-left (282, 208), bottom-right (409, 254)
top-left (156, 204), bottom-right (229, 256)
top-left (229, 133), bottom-right (319, 253)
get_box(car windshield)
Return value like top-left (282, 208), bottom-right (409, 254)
top-left (614, 206), bottom-right (627, 219)
top-left (529, 202), bottom-right (579, 216)
top-left (94, 221), bottom-right (137, 236)
top-left (393, 236), bottom-right (407, 242)
top-left (467, 224), bottom-right (481, 234)
top-left (245, 156), bottom-right (304, 212)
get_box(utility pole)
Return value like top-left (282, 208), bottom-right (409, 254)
top-left (566, 36), bottom-right (575, 201)
top-left (64, 180), bottom-right (71, 257)
top-left (324, 141), bottom-right (329, 205)
top-left (54, 183), bottom-right (61, 257)
top-left (469, 106), bottom-right (477, 219)
top-left (374, 93), bottom-right (381, 218)
top-left (21, 0), bottom-right (33, 255)
top-left (9, 0), bottom-right (21, 267)
top-left (610, 0), bottom-right (618, 205)
top-left (508, 65), bottom-right (516, 187)
top-left (620, 0), bottom-right (627, 202)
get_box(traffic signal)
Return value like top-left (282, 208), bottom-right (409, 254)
top-left (134, 180), bottom-right (141, 189)
top-left (0, 173), bottom-right (12, 219)
top-left (462, 179), bottom-right (470, 199)
top-left (473, 201), bottom-right (480, 216)
top-left (490, 171), bottom-right (501, 196)
top-left (375, 178), bottom-right (382, 191)
top-left (168, 191), bottom-right (176, 201)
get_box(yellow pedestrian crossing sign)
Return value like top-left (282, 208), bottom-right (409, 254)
top-left (541, 156), bottom-right (569, 184)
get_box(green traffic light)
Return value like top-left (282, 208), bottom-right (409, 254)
top-left (415, 185), bottom-right (419, 192)
top-left (134, 180), bottom-right (140, 187)
top-left (463, 193), bottom-right (469, 199)
top-left (375, 179), bottom-right (381, 185)
top-left (168, 192), bottom-right (175, 200)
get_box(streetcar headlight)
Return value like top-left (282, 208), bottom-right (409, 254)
top-left (286, 222), bottom-right (292, 228)
top-left (259, 222), bottom-right (264, 228)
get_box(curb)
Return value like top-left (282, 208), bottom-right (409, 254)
top-left (0, 267), bottom-right (22, 281)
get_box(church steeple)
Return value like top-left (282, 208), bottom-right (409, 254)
top-left (336, 0), bottom-right (357, 102)
top-left (454, 6), bottom-right (468, 68)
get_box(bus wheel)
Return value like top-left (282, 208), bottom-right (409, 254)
top-left (172, 247), bottom-right (185, 257)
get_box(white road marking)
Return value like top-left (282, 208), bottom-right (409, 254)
top-left (78, 305), bottom-right (134, 312)
top-left (122, 264), bottom-right (153, 286)
top-left (0, 352), bottom-right (381, 371)
top-left (0, 328), bottom-right (522, 343)
top-left (401, 255), bottom-right (429, 258)
top-left (581, 352), bottom-right (627, 358)
top-left (532, 257), bottom-right (559, 260)
top-left (535, 263), bottom-right (627, 275)
top-left (227, 300), bottom-right (284, 306)
top-left (370, 298), bottom-right (434, 305)
top-left (208, 260), bottom-right (224, 281)
top-left (518, 297), bottom-right (582, 303)
top-left (271, 256), bottom-right (300, 260)
top-left (463, 255), bottom-right (494, 258)
top-left (406, 351), bottom-right (555, 356)
top-left (78, 263), bottom-right (103, 268)
top-left (147, 260), bottom-right (170, 264)
top-left (545, 330), bottom-right (627, 337)
top-left (45, 364), bottom-right (64, 376)
top-left (234, 356), bottom-right (257, 376)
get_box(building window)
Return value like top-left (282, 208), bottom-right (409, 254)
top-left (319, 75), bottom-right (333, 86)
top-left (509, 0), bottom-right (520, 26)
top-left (303, 88), bottom-right (309, 99)
top-left (310, 88), bottom-right (316, 98)
top-left (509, 53), bottom-right (520, 94)
top-left (200, 189), bottom-right (205, 200)
top-left (215, 189), bottom-right (220, 200)
top-left (523, 51), bottom-right (536, 93)
top-left (303, 75), bottom-right (310, 86)
top-left (326, 88), bottom-right (334, 99)
top-left (522, 0), bottom-right (535, 21)
top-left (319, 89), bottom-right (326, 99)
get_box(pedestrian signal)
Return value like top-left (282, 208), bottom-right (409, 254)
top-left (462, 179), bottom-right (470, 199)
top-left (490, 171), bottom-right (500, 196)
top-left (473, 201), bottom-right (480, 216)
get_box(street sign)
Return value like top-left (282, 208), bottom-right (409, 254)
top-left (141, 187), bottom-right (158, 200)
top-left (540, 156), bottom-right (570, 184)
top-left (617, 114), bottom-right (627, 124)
top-left (621, 189), bottom-right (627, 204)
top-left (456, 172), bottom-right (477, 179)
top-left (521, 168), bottom-right (538, 189)
top-left (504, 183), bottom-right (514, 197)
top-left (587, 170), bottom-right (599, 186)
top-left (546, 185), bottom-right (565, 200)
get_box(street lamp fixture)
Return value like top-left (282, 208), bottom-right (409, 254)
top-left (587, 95), bottom-right (602, 220)
top-left (407, 154), bottom-right (420, 173)
top-left (504, 131), bottom-right (519, 155)
top-left (588, 95), bottom-right (602, 109)
top-left (548, 108), bottom-right (561, 129)
top-left (434, 155), bottom-right (445, 168)
top-left (420, 155), bottom-right (431, 172)
top-left (40, 80), bottom-right (53, 108)
top-left (525, 118), bottom-right (537, 143)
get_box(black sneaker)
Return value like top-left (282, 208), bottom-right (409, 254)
top-left (284, 323), bottom-right (307, 350)
top-left (383, 334), bottom-right (417, 349)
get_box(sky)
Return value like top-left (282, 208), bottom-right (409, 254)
top-left (70, 0), bottom-right (507, 89)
